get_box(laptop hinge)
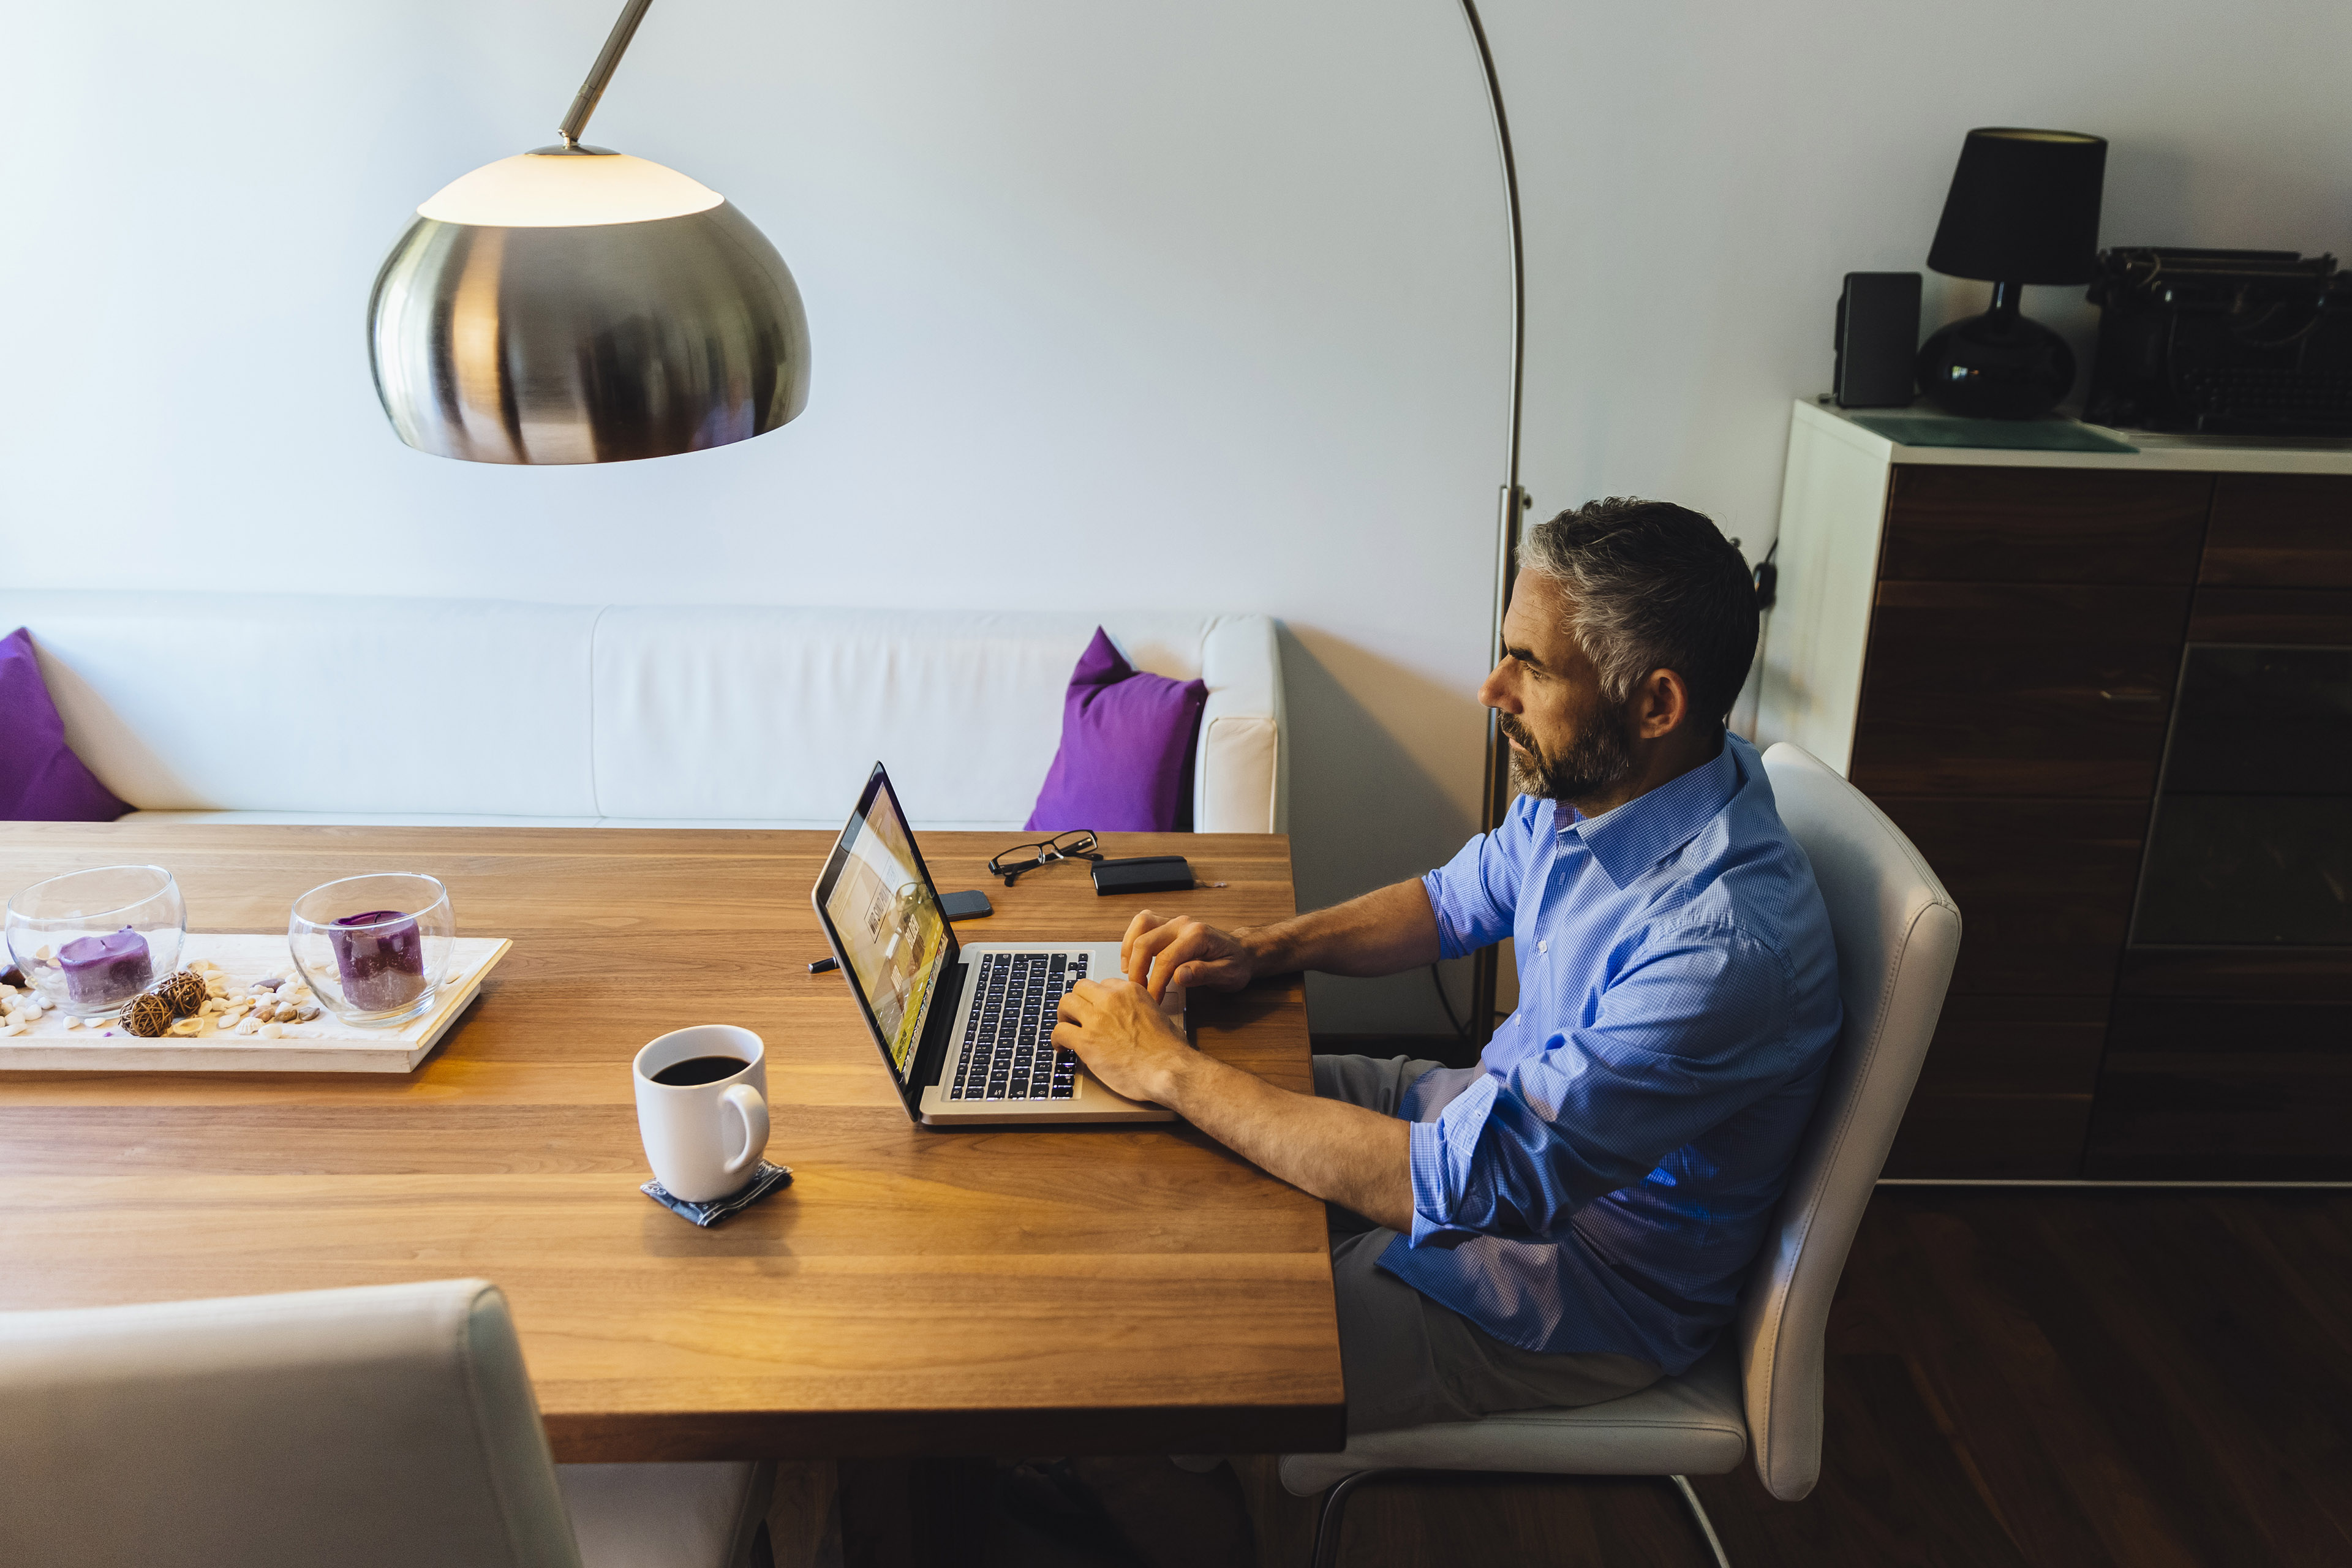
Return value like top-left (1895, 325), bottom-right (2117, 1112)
top-left (906, 957), bottom-right (969, 1104)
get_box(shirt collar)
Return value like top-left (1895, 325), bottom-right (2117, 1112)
top-left (1560, 734), bottom-right (1743, 889)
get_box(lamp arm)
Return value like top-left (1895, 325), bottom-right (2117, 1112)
top-left (558, 0), bottom-right (658, 149)
top-left (1456, 0), bottom-right (1528, 1044)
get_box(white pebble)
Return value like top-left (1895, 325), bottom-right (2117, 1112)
top-left (62, 1014), bottom-right (81, 1030)
top-left (21, 1002), bottom-right (42, 1020)
top-left (0, 1020), bottom-right (23, 1038)
top-left (258, 1022), bottom-right (283, 1039)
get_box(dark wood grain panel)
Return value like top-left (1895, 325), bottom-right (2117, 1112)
top-left (1874, 798), bottom-right (2147, 995)
top-left (1882, 1092), bottom-right (2095, 1182)
top-left (1882, 466), bottom-right (2211, 584)
top-left (2084, 997), bottom-right (2352, 1179)
top-left (2202, 473), bottom-right (2352, 587)
top-left (1851, 582), bottom-right (2190, 797)
top-left (1883, 993), bottom-right (2106, 1179)
top-left (2117, 945), bottom-right (2352, 1003)
top-left (2187, 585), bottom-right (2352, 645)
top-left (0, 824), bottom-right (1345, 1461)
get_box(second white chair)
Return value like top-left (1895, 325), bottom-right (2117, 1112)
top-left (0, 1276), bottom-right (773, 1568)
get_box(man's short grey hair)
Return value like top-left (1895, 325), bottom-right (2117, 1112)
top-left (1519, 498), bottom-right (1761, 727)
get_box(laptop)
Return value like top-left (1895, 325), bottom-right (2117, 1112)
top-left (811, 763), bottom-right (1181, 1126)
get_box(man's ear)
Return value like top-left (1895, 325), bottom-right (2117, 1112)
top-left (1634, 667), bottom-right (1690, 740)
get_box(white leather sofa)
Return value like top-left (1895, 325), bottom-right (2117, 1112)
top-left (2, 595), bottom-right (1285, 833)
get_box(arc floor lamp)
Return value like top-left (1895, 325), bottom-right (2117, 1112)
top-left (368, 0), bottom-right (1527, 1039)
top-left (1453, 0), bottom-right (1529, 1046)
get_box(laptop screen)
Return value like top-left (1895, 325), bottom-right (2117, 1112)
top-left (816, 769), bottom-right (950, 1084)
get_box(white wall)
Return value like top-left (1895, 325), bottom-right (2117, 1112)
top-left (7, 1), bottom-right (2350, 1035)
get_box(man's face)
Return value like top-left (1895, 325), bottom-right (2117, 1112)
top-left (1479, 571), bottom-right (1638, 806)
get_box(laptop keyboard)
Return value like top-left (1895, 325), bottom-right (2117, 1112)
top-left (949, 951), bottom-right (1088, 1101)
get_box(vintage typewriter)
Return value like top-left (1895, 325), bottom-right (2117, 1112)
top-left (2086, 248), bottom-right (2352, 436)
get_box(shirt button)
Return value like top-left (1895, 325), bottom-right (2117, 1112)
top-left (1537, 939), bottom-right (1548, 953)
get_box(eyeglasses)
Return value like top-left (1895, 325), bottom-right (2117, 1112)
top-left (987, 829), bottom-right (1102, 886)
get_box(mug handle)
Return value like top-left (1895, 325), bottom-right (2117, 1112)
top-left (720, 1084), bottom-right (770, 1177)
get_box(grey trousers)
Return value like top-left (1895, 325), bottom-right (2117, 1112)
top-left (1316, 1053), bottom-right (1660, 1434)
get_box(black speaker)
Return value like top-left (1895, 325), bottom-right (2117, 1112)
top-left (1834, 272), bottom-right (1922, 407)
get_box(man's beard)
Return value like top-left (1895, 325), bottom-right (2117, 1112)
top-left (1499, 701), bottom-right (1637, 805)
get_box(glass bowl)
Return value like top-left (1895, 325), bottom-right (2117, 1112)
top-left (4, 865), bottom-right (187, 1018)
top-left (288, 873), bottom-right (454, 1027)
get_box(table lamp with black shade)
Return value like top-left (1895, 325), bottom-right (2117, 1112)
top-left (1916, 127), bottom-right (2107, 419)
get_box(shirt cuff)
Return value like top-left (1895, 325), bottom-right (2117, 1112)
top-left (1419, 870), bottom-right (1469, 961)
top-left (1405, 1072), bottom-right (1501, 1245)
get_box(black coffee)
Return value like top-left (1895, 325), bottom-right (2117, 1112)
top-left (652, 1055), bottom-right (748, 1087)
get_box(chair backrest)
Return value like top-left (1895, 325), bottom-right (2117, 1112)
top-left (0, 1278), bottom-right (581, 1568)
top-left (1735, 743), bottom-right (1961, 1501)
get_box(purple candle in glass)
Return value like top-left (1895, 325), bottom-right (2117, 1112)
top-left (329, 910), bottom-right (428, 1012)
top-left (57, 925), bottom-right (154, 1006)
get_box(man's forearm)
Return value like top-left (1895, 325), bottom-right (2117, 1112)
top-left (1239, 879), bottom-right (1443, 980)
top-left (1154, 1051), bottom-right (1415, 1233)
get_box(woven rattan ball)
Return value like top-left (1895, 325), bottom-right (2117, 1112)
top-left (120, 992), bottom-right (173, 1038)
top-left (154, 970), bottom-right (208, 1018)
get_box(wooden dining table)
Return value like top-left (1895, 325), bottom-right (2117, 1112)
top-left (0, 823), bottom-right (1346, 1461)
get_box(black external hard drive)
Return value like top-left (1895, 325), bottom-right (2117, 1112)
top-left (1090, 856), bottom-right (1196, 896)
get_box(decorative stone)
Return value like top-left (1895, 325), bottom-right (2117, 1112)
top-left (120, 992), bottom-right (173, 1038)
top-left (0, 966), bottom-right (21, 988)
top-left (154, 970), bottom-right (208, 1017)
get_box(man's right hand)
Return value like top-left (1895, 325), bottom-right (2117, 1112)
top-left (1121, 910), bottom-right (1261, 1000)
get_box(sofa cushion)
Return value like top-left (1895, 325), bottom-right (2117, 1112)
top-left (1025, 627), bottom-right (1208, 833)
top-left (0, 627), bottom-right (129, 821)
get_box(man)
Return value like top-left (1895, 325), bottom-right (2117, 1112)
top-left (1053, 497), bottom-right (1842, 1443)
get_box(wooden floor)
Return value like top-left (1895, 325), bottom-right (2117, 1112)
top-left (861, 1187), bottom-right (2352, 1567)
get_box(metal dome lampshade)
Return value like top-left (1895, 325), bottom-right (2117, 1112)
top-left (368, 0), bottom-right (810, 464)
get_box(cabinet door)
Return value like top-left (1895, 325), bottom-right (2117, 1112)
top-left (1850, 582), bottom-right (2190, 798)
top-left (1882, 993), bottom-right (2106, 1179)
top-left (1877, 798), bottom-right (2146, 995)
top-left (2086, 954), bottom-right (2352, 1180)
top-left (2201, 473), bottom-right (2352, 587)
top-left (1882, 466), bottom-right (2209, 584)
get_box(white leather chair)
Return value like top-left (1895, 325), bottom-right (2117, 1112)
top-left (1278, 741), bottom-right (1961, 1566)
top-left (0, 1278), bottom-right (774, 1568)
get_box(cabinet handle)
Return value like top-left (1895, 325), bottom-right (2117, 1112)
top-left (2098, 690), bottom-right (2165, 704)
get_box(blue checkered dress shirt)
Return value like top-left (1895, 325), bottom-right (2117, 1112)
top-left (1382, 733), bottom-right (1842, 1372)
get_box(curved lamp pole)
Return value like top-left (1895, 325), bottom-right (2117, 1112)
top-left (374, 0), bottom-right (1528, 1033)
top-left (1455, 0), bottom-right (1529, 1046)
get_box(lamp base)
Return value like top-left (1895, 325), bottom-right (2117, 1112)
top-left (1915, 282), bottom-right (2076, 420)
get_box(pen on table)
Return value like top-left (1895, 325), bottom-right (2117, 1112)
top-left (807, 956), bottom-right (839, 974)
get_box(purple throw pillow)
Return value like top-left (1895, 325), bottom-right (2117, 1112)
top-left (1026, 628), bottom-right (1208, 833)
top-left (0, 627), bottom-right (130, 822)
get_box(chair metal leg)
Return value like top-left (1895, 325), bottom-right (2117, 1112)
top-left (1307, 1468), bottom-right (1397, 1568)
top-left (1306, 1468), bottom-right (1733, 1568)
top-left (1668, 1474), bottom-right (1733, 1568)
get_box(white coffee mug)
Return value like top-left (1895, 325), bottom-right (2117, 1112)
top-left (633, 1024), bottom-right (772, 1203)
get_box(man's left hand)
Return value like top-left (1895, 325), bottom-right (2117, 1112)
top-left (1053, 978), bottom-right (1191, 1105)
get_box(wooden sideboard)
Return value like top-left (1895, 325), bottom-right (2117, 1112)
top-left (1757, 401), bottom-right (2352, 1180)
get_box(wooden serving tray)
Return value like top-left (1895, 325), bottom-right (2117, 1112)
top-left (0, 933), bottom-right (512, 1072)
